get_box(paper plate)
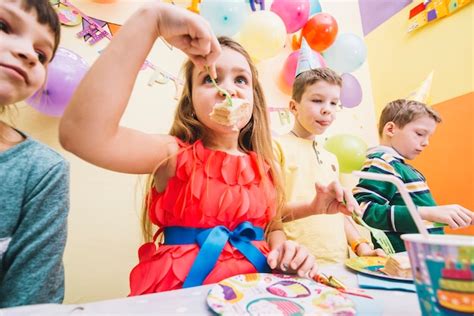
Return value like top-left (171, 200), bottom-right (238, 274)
top-left (206, 273), bottom-right (356, 315)
top-left (345, 257), bottom-right (413, 282)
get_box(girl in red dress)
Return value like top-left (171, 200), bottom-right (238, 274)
top-left (60, 2), bottom-right (350, 295)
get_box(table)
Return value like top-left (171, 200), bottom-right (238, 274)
top-left (1, 264), bottom-right (421, 315)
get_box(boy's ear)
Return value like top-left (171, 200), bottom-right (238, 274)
top-left (289, 99), bottom-right (298, 115)
top-left (384, 122), bottom-right (396, 137)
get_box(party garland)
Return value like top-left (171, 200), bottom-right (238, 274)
top-left (51, 0), bottom-right (183, 98)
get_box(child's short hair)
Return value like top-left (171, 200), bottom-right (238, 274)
top-left (291, 68), bottom-right (342, 102)
top-left (378, 99), bottom-right (442, 136)
top-left (21, 0), bottom-right (61, 59)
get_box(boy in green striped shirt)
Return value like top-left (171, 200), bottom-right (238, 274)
top-left (353, 99), bottom-right (473, 252)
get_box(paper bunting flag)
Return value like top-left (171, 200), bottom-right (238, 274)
top-left (147, 65), bottom-right (183, 100)
top-left (77, 18), bottom-right (121, 44)
top-left (56, 3), bottom-right (82, 26)
top-left (148, 69), bottom-right (170, 86)
top-left (249, 0), bottom-right (265, 11)
top-left (188, 0), bottom-right (200, 13)
top-left (406, 71), bottom-right (434, 105)
top-left (295, 38), bottom-right (324, 77)
top-left (408, 0), bottom-right (472, 33)
top-left (78, 17), bottom-right (109, 44)
top-left (278, 109), bottom-right (291, 125)
top-left (268, 107), bottom-right (291, 126)
top-left (107, 22), bottom-right (121, 37)
top-left (57, 0), bottom-right (183, 96)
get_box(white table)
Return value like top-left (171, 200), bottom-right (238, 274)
top-left (1, 264), bottom-right (421, 315)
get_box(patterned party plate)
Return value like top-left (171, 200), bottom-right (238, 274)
top-left (345, 257), bottom-right (413, 282)
top-left (206, 273), bottom-right (356, 315)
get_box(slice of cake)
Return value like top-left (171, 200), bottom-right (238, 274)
top-left (209, 98), bottom-right (251, 130)
top-left (380, 252), bottom-right (413, 279)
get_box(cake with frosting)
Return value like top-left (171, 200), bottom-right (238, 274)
top-left (380, 252), bottom-right (413, 278)
top-left (209, 98), bottom-right (251, 130)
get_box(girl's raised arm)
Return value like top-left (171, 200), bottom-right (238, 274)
top-left (59, 3), bottom-right (220, 174)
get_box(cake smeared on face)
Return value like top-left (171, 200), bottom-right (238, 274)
top-left (209, 98), bottom-right (251, 131)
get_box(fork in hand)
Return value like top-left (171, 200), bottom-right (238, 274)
top-left (352, 212), bottom-right (396, 255)
top-left (205, 66), bottom-right (232, 106)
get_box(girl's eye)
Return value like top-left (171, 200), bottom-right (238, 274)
top-left (0, 20), bottom-right (10, 33)
top-left (203, 75), bottom-right (215, 84)
top-left (36, 51), bottom-right (47, 64)
top-left (311, 99), bottom-right (322, 103)
top-left (235, 76), bottom-right (248, 85)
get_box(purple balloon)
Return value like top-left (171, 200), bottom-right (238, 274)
top-left (27, 47), bottom-right (88, 117)
top-left (340, 73), bottom-right (362, 108)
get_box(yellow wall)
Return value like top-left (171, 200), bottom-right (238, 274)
top-left (1, 0), bottom-right (377, 303)
top-left (365, 3), bottom-right (473, 114)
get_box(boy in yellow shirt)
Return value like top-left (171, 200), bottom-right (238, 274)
top-left (274, 39), bottom-right (385, 263)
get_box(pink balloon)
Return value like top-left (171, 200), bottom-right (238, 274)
top-left (340, 73), bottom-right (362, 108)
top-left (270, 0), bottom-right (310, 33)
top-left (27, 48), bottom-right (89, 117)
top-left (280, 48), bottom-right (326, 92)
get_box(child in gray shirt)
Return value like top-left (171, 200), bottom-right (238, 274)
top-left (0, 0), bottom-right (68, 307)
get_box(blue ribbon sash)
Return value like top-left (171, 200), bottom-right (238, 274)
top-left (163, 221), bottom-right (271, 288)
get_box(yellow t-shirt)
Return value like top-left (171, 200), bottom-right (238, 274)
top-left (274, 134), bottom-right (348, 264)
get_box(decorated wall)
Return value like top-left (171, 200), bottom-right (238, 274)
top-left (1, 0), bottom-right (471, 304)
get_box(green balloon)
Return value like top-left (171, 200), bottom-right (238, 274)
top-left (324, 134), bottom-right (368, 173)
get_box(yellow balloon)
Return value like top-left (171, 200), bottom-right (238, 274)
top-left (239, 11), bottom-right (286, 61)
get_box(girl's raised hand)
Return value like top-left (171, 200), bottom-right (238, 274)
top-left (154, 3), bottom-right (221, 77)
top-left (267, 240), bottom-right (318, 278)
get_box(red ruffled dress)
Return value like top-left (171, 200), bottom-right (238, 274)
top-left (129, 139), bottom-right (277, 295)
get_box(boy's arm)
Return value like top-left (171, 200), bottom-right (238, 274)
top-left (418, 205), bottom-right (473, 229)
top-left (353, 158), bottom-right (418, 233)
top-left (0, 162), bottom-right (69, 307)
top-left (344, 217), bottom-right (386, 257)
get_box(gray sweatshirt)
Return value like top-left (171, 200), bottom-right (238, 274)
top-left (0, 131), bottom-right (69, 307)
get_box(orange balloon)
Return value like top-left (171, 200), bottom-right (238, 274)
top-left (301, 13), bottom-right (338, 52)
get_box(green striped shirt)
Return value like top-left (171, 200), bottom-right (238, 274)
top-left (353, 146), bottom-right (436, 252)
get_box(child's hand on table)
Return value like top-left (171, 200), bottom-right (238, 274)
top-left (267, 240), bottom-right (318, 278)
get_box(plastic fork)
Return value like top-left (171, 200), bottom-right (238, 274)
top-left (352, 212), bottom-right (396, 255)
top-left (205, 66), bottom-right (232, 106)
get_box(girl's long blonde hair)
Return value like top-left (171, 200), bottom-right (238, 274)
top-left (141, 37), bottom-right (285, 242)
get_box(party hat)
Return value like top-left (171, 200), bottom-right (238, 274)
top-left (295, 38), bottom-right (323, 77)
top-left (406, 71), bottom-right (434, 105)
